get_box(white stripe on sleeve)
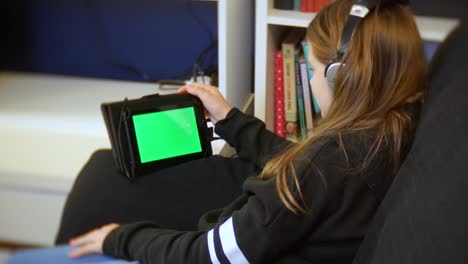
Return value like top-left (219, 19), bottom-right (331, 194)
top-left (219, 217), bottom-right (250, 264)
top-left (207, 229), bottom-right (221, 264)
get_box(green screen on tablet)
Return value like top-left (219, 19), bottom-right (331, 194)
top-left (132, 107), bottom-right (202, 163)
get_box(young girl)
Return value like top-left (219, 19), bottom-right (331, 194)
top-left (8, 0), bottom-right (426, 263)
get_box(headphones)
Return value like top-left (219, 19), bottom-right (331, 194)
top-left (324, 0), bottom-right (410, 89)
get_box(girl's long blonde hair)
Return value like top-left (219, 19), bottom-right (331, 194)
top-left (260, 0), bottom-right (427, 214)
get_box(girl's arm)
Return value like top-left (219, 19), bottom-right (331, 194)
top-left (178, 83), bottom-right (295, 170)
top-left (215, 108), bottom-right (294, 170)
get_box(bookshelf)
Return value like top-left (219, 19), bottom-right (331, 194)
top-left (254, 0), bottom-right (460, 131)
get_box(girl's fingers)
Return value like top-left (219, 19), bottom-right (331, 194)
top-left (179, 83), bottom-right (220, 98)
top-left (189, 82), bottom-right (209, 89)
top-left (68, 243), bottom-right (99, 259)
top-left (195, 84), bottom-right (221, 95)
top-left (101, 223), bottom-right (120, 233)
top-left (174, 83), bottom-right (230, 124)
top-left (185, 85), bottom-right (212, 100)
top-left (177, 85), bottom-right (190, 94)
top-left (69, 230), bottom-right (97, 247)
top-left (67, 224), bottom-right (119, 259)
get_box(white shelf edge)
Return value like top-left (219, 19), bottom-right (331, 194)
top-left (267, 9), bottom-right (316, 28)
top-left (267, 9), bottom-right (460, 42)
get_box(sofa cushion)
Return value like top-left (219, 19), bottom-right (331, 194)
top-left (353, 20), bottom-right (468, 264)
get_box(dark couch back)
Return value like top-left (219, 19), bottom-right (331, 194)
top-left (353, 19), bottom-right (468, 264)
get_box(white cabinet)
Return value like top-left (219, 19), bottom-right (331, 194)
top-left (254, 0), bottom-right (459, 131)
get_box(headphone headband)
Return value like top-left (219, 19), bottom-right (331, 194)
top-left (338, 0), bottom-right (409, 55)
top-left (325, 0), bottom-right (410, 89)
top-left (338, 0), bottom-right (377, 56)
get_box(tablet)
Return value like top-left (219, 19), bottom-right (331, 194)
top-left (131, 106), bottom-right (202, 163)
top-left (101, 93), bottom-right (212, 179)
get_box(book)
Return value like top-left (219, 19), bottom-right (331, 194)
top-left (293, 0), bottom-right (302, 11)
top-left (301, 41), bottom-right (321, 113)
top-left (301, 0), bottom-right (316, 13)
top-left (274, 0), bottom-right (294, 10)
top-left (274, 50), bottom-right (286, 138)
top-left (301, 0), bottom-right (331, 12)
top-left (299, 56), bottom-right (314, 137)
top-left (295, 53), bottom-right (307, 141)
top-left (282, 28), bottom-right (305, 142)
top-left (317, 0), bottom-right (331, 12)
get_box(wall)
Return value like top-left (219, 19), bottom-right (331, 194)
top-left (0, 0), bottom-right (218, 82)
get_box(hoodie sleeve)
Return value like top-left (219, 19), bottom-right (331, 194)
top-left (215, 108), bottom-right (295, 170)
top-left (103, 222), bottom-right (212, 264)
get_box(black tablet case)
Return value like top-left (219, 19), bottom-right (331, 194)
top-left (101, 94), bottom-right (213, 179)
top-left (101, 98), bottom-right (131, 176)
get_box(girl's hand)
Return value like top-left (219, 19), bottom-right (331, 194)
top-left (178, 83), bottom-right (233, 125)
top-left (68, 223), bottom-right (120, 259)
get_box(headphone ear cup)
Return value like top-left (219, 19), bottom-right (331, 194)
top-left (325, 61), bottom-right (342, 90)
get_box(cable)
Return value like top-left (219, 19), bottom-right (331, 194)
top-left (84, 1), bottom-right (147, 81)
top-left (185, 0), bottom-right (214, 43)
top-left (84, 0), bottom-right (218, 84)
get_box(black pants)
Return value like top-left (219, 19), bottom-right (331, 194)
top-left (55, 149), bottom-right (258, 244)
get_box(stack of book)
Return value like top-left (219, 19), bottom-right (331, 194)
top-left (274, 0), bottom-right (332, 13)
top-left (274, 28), bottom-right (321, 142)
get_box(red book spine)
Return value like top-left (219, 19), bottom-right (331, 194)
top-left (315, 0), bottom-right (321, 12)
top-left (274, 50), bottom-right (286, 138)
top-left (305, 0), bottom-right (314, 12)
top-left (300, 0), bottom-right (307, 12)
top-left (317, 0), bottom-right (331, 12)
top-left (313, 0), bottom-right (318, 12)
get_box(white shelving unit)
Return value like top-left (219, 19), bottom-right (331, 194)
top-left (218, 0), bottom-right (254, 113)
top-left (254, 0), bottom-right (460, 131)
